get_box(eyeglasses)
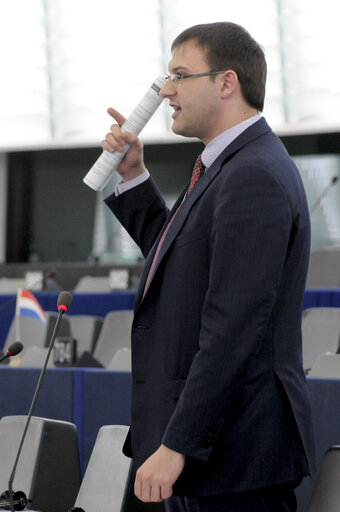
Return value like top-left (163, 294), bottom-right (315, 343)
top-left (164, 71), bottom-right (225, 86)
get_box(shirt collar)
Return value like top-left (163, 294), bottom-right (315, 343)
top-left (201, 113), bottom-right (262, 169)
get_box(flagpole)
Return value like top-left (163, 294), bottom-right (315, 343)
top-left (15, 288), bottom-right (21, 344)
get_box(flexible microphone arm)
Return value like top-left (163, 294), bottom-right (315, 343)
top-left (309, 176), bottom-right (338, 214)
top-left (4, 291), bottom-right (72, 512)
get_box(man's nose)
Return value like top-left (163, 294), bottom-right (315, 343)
top-left (160, 79), bottom-right (175, 98)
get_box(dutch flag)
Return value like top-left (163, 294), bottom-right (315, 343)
top-left (16, 288), bottom-right (46, 325)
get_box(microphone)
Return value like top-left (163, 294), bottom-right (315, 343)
top-left (57, 290), bottom-right (73, 313)
top-left (0, 342), bottom-right (23, 363)
top-left (309, 175), bottom-right (338, 214)
top-left (0, 291), bottom-right (73, 512)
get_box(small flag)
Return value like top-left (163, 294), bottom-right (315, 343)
top-left (16, 288), bottom-right (46, 325)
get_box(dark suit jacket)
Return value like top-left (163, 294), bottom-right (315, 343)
top-left (105, 118), bottom-right (315, 496)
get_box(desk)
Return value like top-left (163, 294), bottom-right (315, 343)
top-left (0, 367), bottom-right (339, 512)
top-left (0, 367), bottom-right (131, 473)
top-left (303, 288), bottom-right (340, 309)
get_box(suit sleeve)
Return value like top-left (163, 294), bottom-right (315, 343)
top-left (104, 176), bottom-right (170, 258)
top-left (161, 163), bottom-right (293, 462)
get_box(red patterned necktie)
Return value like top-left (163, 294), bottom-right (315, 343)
top-left (143, 154), bottom-right (205, 297)
top-left (186, 154), bottom-right (206, 195)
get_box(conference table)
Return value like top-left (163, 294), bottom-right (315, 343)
top-left (0, 288), bottom-right (340, 512)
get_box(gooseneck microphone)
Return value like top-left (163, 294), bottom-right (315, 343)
top-left (0, 291), bottom-right (72, 512)
top-left (0, 342), bottom-right (23, 363)
top-left (310, 175), bottom-right (338, 214)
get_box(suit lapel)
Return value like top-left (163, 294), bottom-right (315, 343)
top-left (134, 189), bottom-right (187, 308)
top-left (135, 118), bottom-right (271, 308)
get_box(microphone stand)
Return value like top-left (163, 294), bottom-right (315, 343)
top-left (5, 307), bottom-right (66, 512)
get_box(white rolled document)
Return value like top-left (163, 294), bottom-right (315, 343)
top-left (84, 75), bottom-right (166, 191)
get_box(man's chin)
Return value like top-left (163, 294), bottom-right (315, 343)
top-left (171, 122), bottom-right (193, 138)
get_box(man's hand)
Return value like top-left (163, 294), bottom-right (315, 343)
top-left (101, 107), bottom-right (146, 182)
top-left (134, 444), bottom-right (186, 503)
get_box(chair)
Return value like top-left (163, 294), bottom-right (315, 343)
top-left (73, 425), bottom-right (131, 512)
top-left (74, 275), bottom-right (111, 292)
top-left (302, 307), bottom-right (340, 371)
top-left (309, 353), bottom-right (340, 378)
top-left (108, 347), bottom-right (132, 371)
top-left (19, 347), bottom-right (55, 368)
top-left (3, 311), bottom-right (71, 357)
top-left (67, 314), bottom-right (103, 355)
top-left (0, 416), bottom-right (81, 512)
top-left (93, 310), bottom-right (133, 367)
top-left (0, 278), bottom-right (23, 294)
top-left (306, 248), bottom-right (340, 288)
top-left (308, 446), bottom-right (340, 511)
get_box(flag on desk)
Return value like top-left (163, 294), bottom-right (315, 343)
top-left (16, 288), bottom-right (46, 325)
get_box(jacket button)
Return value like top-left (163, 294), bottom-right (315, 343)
top-left (202, 432), bottom-right (214, 447)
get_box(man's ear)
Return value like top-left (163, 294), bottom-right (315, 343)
top-left (220, 70), bottom-right (239, 99)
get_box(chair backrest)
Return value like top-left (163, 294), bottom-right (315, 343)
top-left (309, 353), bottom-right (340, 378)
top-left (74, 276), bottom-right (111, 292)
top-left (3, 312), bottom-right (71, 356)
top-left (309, 446), bottom-right (340, 512)
top-left (0, 416), bottom-right (81, 512)
top-left (0, 278), bottom-right (23, 294)
top-left (108, 347), bottom-right (132, 371)
top-left (93, 310), bottom-right (133, 367)
top-left (43, 312), bottom-right (71, 345)
top-left (19, 347), bottom-right (55, 368)
top-left (74, 425), bottom-right (131, 512)
top-left (68, 314), bottom-right (103, 355)
top-left (3, 316), bottom-right (46, 355)
top-left (302, 307), bottom-right (340, 370)
top-left (306, 248), bottom-right (340, 288)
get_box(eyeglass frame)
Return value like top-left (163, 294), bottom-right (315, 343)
top-left (164, 70), bottom-right (226, 86)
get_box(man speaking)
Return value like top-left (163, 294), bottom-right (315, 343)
top-left (102, 22), bottom-right (315, 512)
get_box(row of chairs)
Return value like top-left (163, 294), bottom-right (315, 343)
top-left (0, 415), bottom-right (339, 512)
top-left (0, 246), bottom-right (335, 292)
top-left (302, 307), bottom-right (340, 374)
top-left (2, 304), bottom-right (340, 372)
top-left (0, 275), bottom-right (128, 294)
top-left (2, 309), bottom-right (134, 370)
top-left (0, 416), bottom-right (131, 512)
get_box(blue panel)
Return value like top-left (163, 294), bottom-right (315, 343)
top-left (80, 369), bottom-right (132, 472)
top-left (303, 289), bottom-right (340, 310)
top-left (0, 367), bottom-right (74, 421)
top-left (296, 378), bottom-right (340, 511)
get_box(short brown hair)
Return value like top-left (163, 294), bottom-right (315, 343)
top-left (171, 22), bottom-right (267, 112)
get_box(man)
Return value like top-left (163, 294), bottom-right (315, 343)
top-left (102, 22), bottom-right (315, 512)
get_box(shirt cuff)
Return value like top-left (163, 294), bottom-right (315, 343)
top-left (115, 170), bottom-right (150, 196)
